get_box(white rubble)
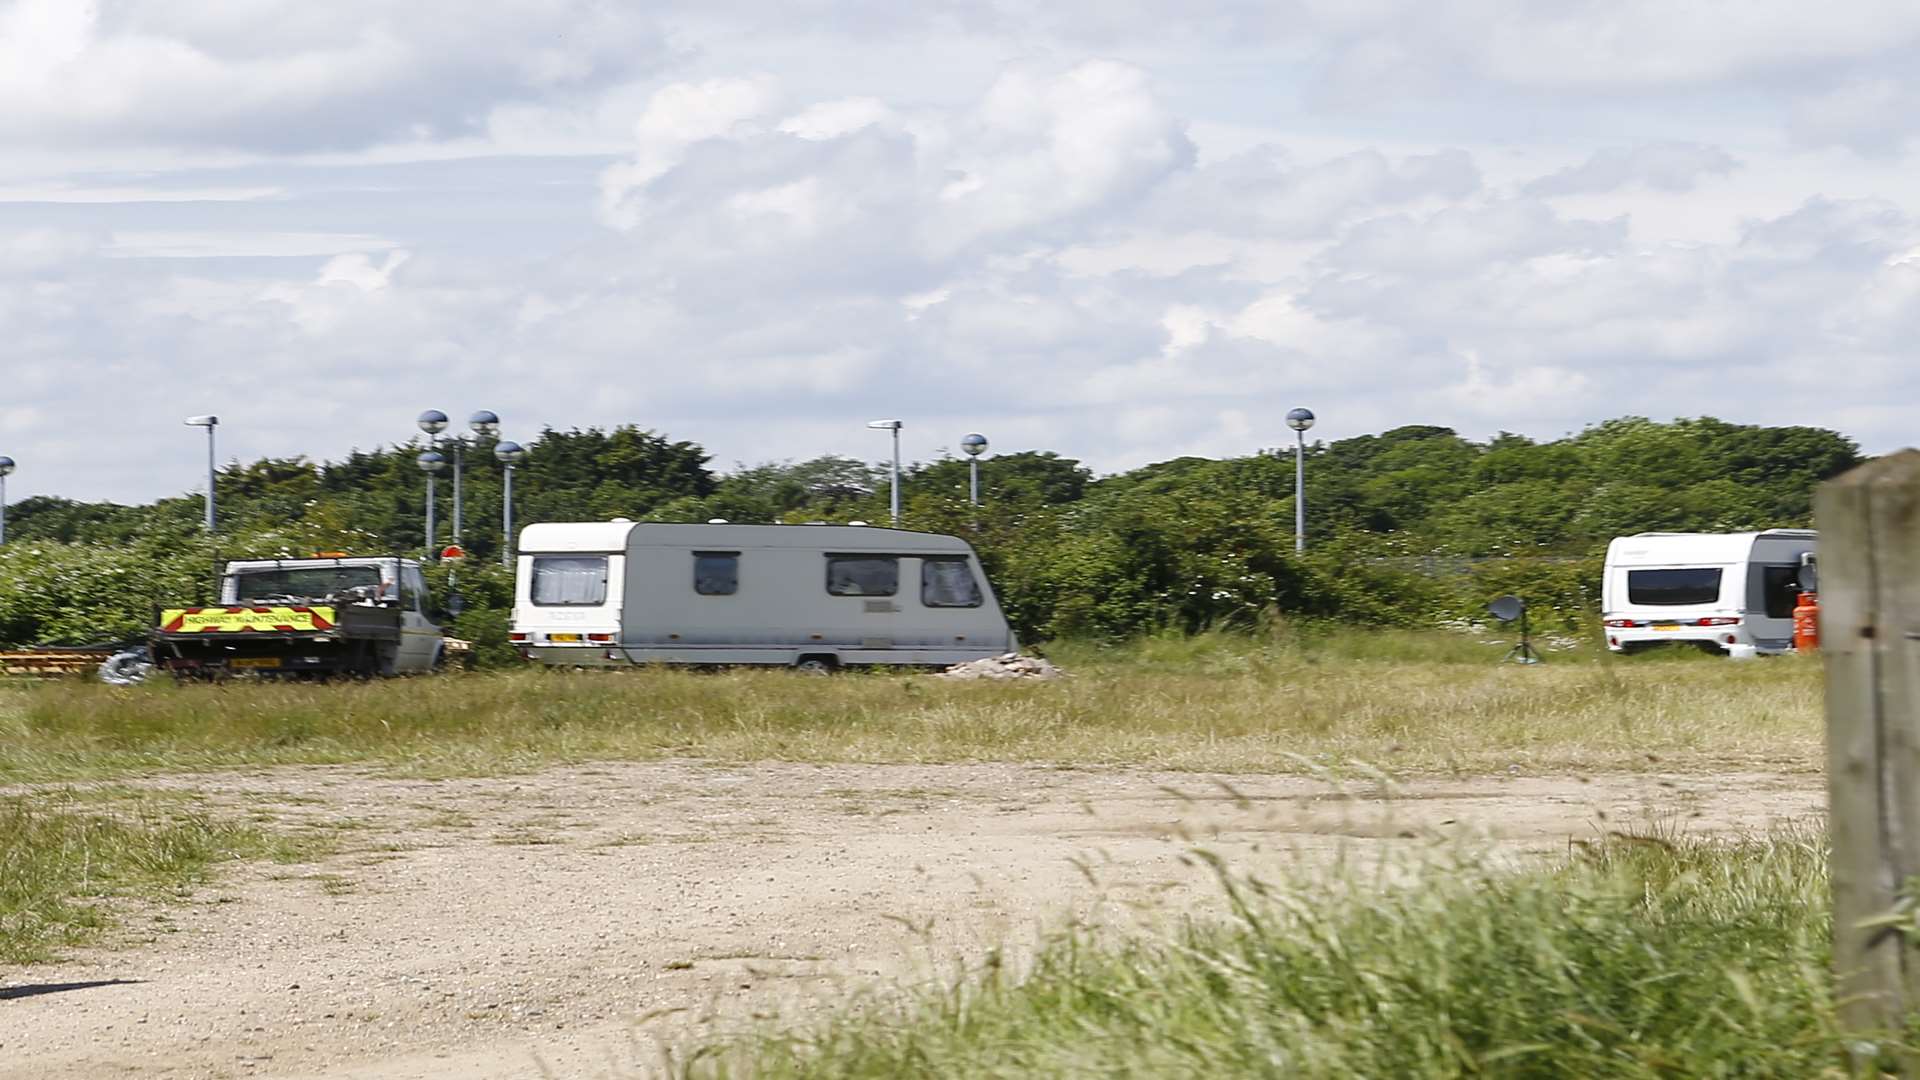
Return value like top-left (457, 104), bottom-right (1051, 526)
top-left (934, 652), bottom-right (1066, 681)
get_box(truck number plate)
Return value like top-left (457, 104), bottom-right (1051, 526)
top-left (231, 657), bottom-right (282, 669)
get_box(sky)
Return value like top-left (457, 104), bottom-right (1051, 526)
top-left (3, 0), bottom-right (1920, 504)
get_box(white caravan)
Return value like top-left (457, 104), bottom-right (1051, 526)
top-left (509, 522), bottom-right (1017, 670)
top-left (1601, 530), bottom-right (1817, 655)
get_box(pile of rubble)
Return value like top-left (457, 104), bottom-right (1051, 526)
top-left (934, 653), bottom-right (1066, 681)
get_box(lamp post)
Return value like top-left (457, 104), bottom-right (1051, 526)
top-left (184, 415), bottom-right (218, 532)
top-left (416, 410), bottom-right (449, 543)
top-left (867, 419), bottom-right (903, 526)
top-left (416, 450), bottom-right (448, 559)
top-left (1285, 407), bottom-right (1315, 553)
top-left (462, 410), bottom-right (500, 545)
top-left (960, 433), bottom-right (988, 507)
top-left (0, 456), bottom-right (13, 546)
top-left (495, 441), bottom-right (526, 567)
top-left (417, 409), bottom-right (500, 549)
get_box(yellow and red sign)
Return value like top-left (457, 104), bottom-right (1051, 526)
top-left (160, 606), bottom-right (337, 634)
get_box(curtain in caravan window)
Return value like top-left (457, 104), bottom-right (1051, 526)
top-left (921, 558), bottom-right (982, 607)
top-left (532, 556), bottom-right (608, 605)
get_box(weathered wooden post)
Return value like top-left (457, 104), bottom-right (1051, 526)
top-left (1819, 449), bottom-right (1920, 1033)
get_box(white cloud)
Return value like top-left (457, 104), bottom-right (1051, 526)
top-left (1525, 143), bottom-right (1739, 196)
top-left (106, 231), bottom-right (400, 259)
top-left (7, 6), bottom-right (1920, 503)
top-left (0, 0), bottom-right (669, 152)
top-left (779, 98), bottom-right (892, 140)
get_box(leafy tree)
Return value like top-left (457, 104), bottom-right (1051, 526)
top-left (0, 415), bottom-right (1871, 648)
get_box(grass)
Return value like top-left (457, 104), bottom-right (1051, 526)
top-left (678, 830), bottom-right (1904, 1078)
top-left (0, 790), bottom-right (299, 964)
top-left (0, 630), bottom-right (1821, 782)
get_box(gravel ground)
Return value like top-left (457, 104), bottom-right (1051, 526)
top-left (1, 761), bottom-right (1823, 1079)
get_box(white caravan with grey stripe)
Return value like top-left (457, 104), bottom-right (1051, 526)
top-left (508, 521), bottom-right (1017, 670)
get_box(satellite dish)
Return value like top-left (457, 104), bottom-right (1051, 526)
top-left (1486, 595), bottom-right (1542, 665)
top-left (1487, 595), bottom-right (1525, 623)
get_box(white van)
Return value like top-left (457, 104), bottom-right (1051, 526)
top-left (508, 522), bottom-right (1017, 670)
top-left (1601, 530), bottom-right (1816, 655)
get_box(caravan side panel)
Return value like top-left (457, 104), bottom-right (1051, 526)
top-left (603, 524), bottom-right (1015, 667)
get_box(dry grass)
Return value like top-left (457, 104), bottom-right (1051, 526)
top-left (684, 829), bottom-right (1897, 1078)
top-left (0, 632), bottom-right (1821, 782)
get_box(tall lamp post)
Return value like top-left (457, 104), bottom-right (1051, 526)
top-left (416, 410), bottom-right (450, 542)
top-left (1286, 407), bottom-right (1315, 553)
top-left (867, 419), bottom-right (903, 526)
top-left (460, 410), bottom-right (500, 545)
top-left (496, 441), bottom-right (526, 567)
top-left (184, 415), bottom-right (219, 532)
top-left (0, 456), bottom-right (13, 546)
top-left (417, 451), bottom-right (448, 559)
top-left (417, 409), bottom-right (500, 549)
top-left (960, 433), bottom-right (988, 506)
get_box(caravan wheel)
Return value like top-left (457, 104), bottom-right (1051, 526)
top-left (793, 656), bottom-right (837, 676)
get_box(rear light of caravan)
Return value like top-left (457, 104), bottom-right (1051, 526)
top-left (1603, 619), bottom-right (1643, 628)
top-left (1694, 617), bottom-right (1741, 627)
top-left (508, 632), bottom-right (529, 642)
top-left (587, 633), bottom-right (614, 642)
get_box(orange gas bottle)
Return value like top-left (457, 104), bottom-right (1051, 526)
top-left (1793, 592), bottom-right (1820, 652)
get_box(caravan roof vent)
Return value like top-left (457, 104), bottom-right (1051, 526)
top-left (707, 518), bottom-right (729, 524)
top-left (848, 520), bottom-right (869, 527)
top-left (610, 517), bottom-right (632, 523)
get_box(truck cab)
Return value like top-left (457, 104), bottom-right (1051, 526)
top-left (219, 557), bottom-right (443, 672)
top-left (156, 556), bottom-right (444, 677)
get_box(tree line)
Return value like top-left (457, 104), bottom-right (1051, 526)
top-left (0, 417), bottom-right (1863, 653)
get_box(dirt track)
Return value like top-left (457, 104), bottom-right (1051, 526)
top-left (3, 762), bottom-right (1823, 1079)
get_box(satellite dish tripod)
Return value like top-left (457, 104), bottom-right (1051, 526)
top-left (1487, 594), bottom-right (1543, 665)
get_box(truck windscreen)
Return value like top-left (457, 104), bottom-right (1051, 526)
top-left (231, 567), bottom-right (382, 602)
top-left (1626, 568), bottom-right (1723, 606)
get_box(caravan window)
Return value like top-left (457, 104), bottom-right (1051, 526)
top-left (826, 556), bottom-right (898, 597)
top-left (921, 558), bottom-right (982, 608)
top-left (1627, 568), bottom-right (1722, 606)
top-left (531, 556), bottom-right (608, 606)
top-left (693, 552), bottom-right (739, 596)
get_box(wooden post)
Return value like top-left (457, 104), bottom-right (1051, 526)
top-left (1819, 448), bottom-right (1920, 1032)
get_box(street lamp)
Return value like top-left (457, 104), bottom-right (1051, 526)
top-left (867, 419), bottom-right (903, 526)
top-left (495, 441), bottom-right (526, 567)
top-left (184, 415), bottom-right (219, 532)
top-left (960, 433), bottom-right (988, 507)
top-left (1285, 407), bottom-right (1315, 553)
top-left (0, 456), bottom-right (13, 546)
top-left (417, 409), bottom-right (499, 549)
top-left (460, 410), bottom-right (500, 547)
top-left (416, 450), bottom-right (448, 559)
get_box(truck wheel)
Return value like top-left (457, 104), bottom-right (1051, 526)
top-left (793, 656), bottom-right (836, 675)
top-left (98, 649), bottom-right (154, 686)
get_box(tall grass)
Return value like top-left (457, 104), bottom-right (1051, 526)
top-left (0, 792), bottom-right (275, 963)
top-left (0, 631), bottom-right (1821, 780)
top-left (682, 831), bottom-right (1900, 1078)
